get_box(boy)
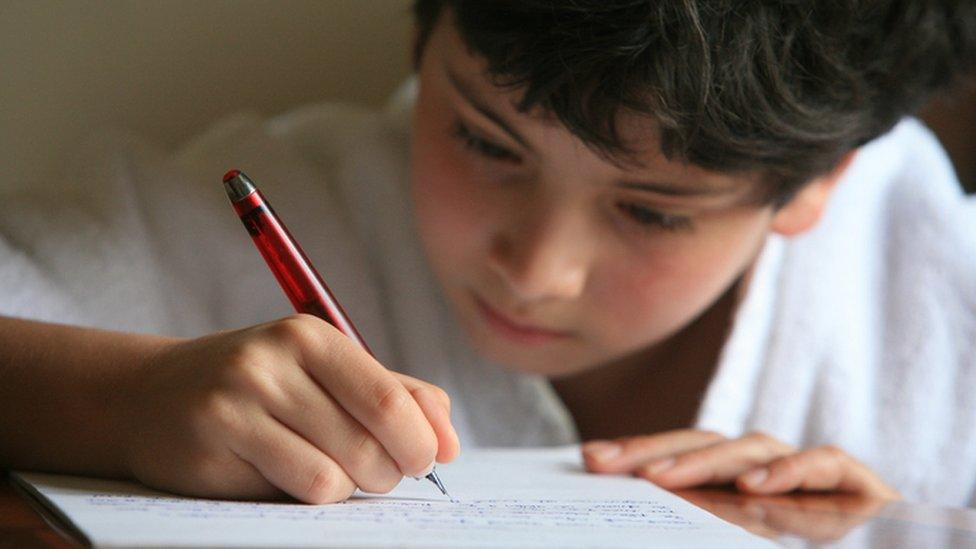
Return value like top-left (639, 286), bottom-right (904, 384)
top-left (1, 1), bottom-right (974, 506)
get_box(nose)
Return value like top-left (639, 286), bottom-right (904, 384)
top-left (487, 197), bottom-right (590, 303)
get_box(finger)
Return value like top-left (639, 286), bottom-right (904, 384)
top-left (210, 457), bottom-right (284, 500)
top-left (736, 446), bottom-right (900, 499)
top-left (393, 373), bottom-right (461, 463)
top-left (278, 316), bottom-right (439, 478)
top-left (638, 432), bottom-right (794, 489)
top-left (149, 448), bottom-right (282, 501)
top-left (261, 363), bottom-right (403, 495)
top-left (583, 430), bottom-right (727, 473)
top-left (231, 410), bottom-right (357, 504)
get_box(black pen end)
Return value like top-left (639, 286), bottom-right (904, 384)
top-left (222, 169), bottom-right (257, 202)
top-left (222, 169), bottom-right (241, 183)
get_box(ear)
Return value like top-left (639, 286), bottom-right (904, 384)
top-left (771, 150), bottom-right (858, 237)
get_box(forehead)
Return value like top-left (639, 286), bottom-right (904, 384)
top-left (425, 11), bottom-right (766, 204)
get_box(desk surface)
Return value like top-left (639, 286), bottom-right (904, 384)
top-left (3, 476), bottom-right (975, 548)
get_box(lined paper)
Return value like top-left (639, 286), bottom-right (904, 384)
top-left (15, 446), bottom-right (774, 547)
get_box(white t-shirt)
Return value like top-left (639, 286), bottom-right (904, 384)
top-left (1, 84), bottom-right (974, 505)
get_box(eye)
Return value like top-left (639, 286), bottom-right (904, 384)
top-left (617, 202), bottom-right (692, 232)
top-left (452, 120), bottom-right (521, 163)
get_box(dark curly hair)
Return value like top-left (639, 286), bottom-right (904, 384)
top-left (413, 1), bottom-right (976, 204)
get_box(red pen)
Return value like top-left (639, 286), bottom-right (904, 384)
top-left (221, 169), bottom-right (449, 498)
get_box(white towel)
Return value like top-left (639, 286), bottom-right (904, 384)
top-left (696, 119), bottom-right (976, 506)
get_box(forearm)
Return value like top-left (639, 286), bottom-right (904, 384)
top-left (0, 316), bottom-right (176, 477)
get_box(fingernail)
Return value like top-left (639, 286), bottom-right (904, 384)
top-left (741, 467), bottom-right (769, 487)
top-left (583, 441), bottom-right (622, 463)
top-left (644, 457), bottom-right (675, 476)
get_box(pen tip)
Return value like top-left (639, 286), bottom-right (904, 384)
top-left (427, 471), bottom-right (450, 499)
top-left (222, 169), bottom-right (241, 183)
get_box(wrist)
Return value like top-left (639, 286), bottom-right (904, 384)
top-left (0, 318), bottom-right (182, 478)
top-left (105, 336), bottom-right (180, 480)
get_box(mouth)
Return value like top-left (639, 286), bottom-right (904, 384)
top-left (472, 293), bottom-right (575, 345)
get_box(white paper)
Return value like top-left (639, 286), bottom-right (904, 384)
top-left (15, 446), bottom-right (775, 548)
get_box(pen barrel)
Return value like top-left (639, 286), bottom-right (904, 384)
top-left (232, 191), bottom-right (373, 355)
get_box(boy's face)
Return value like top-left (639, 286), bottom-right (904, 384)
top-left (409, 15), bottom-right (792, 377)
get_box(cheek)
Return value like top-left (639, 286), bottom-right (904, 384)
top-left (588, 212), bottom-right (769, 349)
top-left (410, 116), bottom-right (490, 270)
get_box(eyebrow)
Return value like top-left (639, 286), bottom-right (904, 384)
top-left (446, 65), bottom-right (733, 199)
top-left (445, 66), bottom-right (533, 151)
top-left (618, 181), bottom-right (732, 197)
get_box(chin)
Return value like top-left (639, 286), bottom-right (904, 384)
top-left (486, 353), bottom-right (583, 377)
top-left (464, 332), bottom-right (592, 377)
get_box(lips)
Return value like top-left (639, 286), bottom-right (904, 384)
top-left (472, 294), bottom-right (574, 345)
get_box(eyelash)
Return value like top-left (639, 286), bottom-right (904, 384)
top-left (450, 118), bottom-right (692, 233)
top-left (616, 202), bottom-right (693, 232)
top-left (452, 120), bottom-right (521, 163)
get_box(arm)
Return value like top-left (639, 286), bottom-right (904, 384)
top-left (0, 316), bottom-right (173, 477)
top-left (0, 315), bottom-right (460, 502)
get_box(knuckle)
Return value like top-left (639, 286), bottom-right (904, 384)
top-left (225, 338), bottom-right (266, 369)
top-left (818, 444), bottom-right (848, 464)
top-left (776, 454), bottom-right (805, 477)
top-left (199, 391), bottom-right (239, 434)
top-left (305, 466), bottom-right (350, 503)
top-left (224, 354), bottom-right (280, 400)
top-left (675, 451), bottom-right (707, 470)
top-left (346, 429), bottom-right (403, 493)
top-left (618, 434), bottom-right (666, 458)
top-left (369, 382), bottom-right (412, 426)
top-left (431, 386), bottom-right (451, 411)
top-left (700, 430), bottom-right (726, 441)
top-left (349, 428), bottom-right (383, 457)
top-left (412, 385), bottom-right (451, 412)
top-left (619, 433), bottom-right (656, 450)
top-left (744, 430), bottom-right (792, 456)
top-left (225, 335), bottom-right (268, 365)
top-left (744, 430), bottom-right (774, 444)
top-left (304, 467), bottom-right (334, 502)
top-left (669, 453), bottom-right (692, 470)
top-left (268, 315), bottom-right (317, 347)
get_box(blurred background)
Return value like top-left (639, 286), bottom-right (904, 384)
top-left (1, 0), bottom-right (973, 194)
top-left (0, 0), bottom-right (413, 193)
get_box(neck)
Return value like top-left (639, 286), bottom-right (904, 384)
top-left (550, 278), bottom-right (741, 441)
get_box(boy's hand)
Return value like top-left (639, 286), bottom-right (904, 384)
top-left (116, 314), bottom-right (460, 504)
top-left (582, 430), bottom-right (899, 500)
